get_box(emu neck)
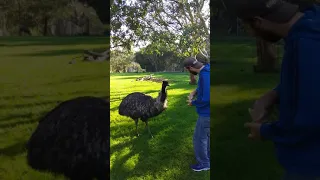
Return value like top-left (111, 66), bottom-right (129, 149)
top-left (159, 86), bottom-right (167, 102)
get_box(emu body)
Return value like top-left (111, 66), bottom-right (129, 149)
top-left (118, 81), bottom-right (169, 138)
top-left (26, 96), bottom-right (110, 180)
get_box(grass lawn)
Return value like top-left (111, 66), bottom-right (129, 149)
top-left (211, 37), bottom-right (284, 180)
top-left (0, 37), bottom-right (109, 180)
top-left (110, 73), bottom-right (210, 180)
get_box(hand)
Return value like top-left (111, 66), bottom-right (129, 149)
top-left (186, 99), bottom-right (192, 106)
top-left (244, 122), bottom-right (262, 140)
top-left (189, 90), bottom-right (197, 100)
top-left (251, 90), bottom-right (278, 122)
top-left (248, 107), bottom-right (268, 123)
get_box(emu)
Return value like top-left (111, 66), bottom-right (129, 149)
top-left (118, 81), bottom-right (169, 138)
top-left (26, 96), bottom-right (110, 180)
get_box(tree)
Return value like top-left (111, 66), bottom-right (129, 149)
top-left (78, 0), bottom-right (109, 24)
top-left (110, 50), bottom-right (134, 73)
top-left (111, 0), bottom-right (210, 83)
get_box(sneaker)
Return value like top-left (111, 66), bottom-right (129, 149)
top-left (190, 164), bottom-right (210, 172)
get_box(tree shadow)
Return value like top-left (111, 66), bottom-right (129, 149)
top-left (44, 74), bottom-right (109, 86)
top-left (110, 91), bottom-right (209, 179)
top-left (0, 100), bottom-right (61, 110)
top-left (211, 38), bottom-right (281, 90)
top-left (15, 49), bottom-right (86, 57)
top-left (211, 99), bottom-right (282, 180)
top-left (0, 37), bottom-right (109, 47)
top-left (0, 112), bottom-right (33, 122)
top-left (0, 141), bottom-right (27, 157)
top-left (0, 111), bottom-right (47, 129)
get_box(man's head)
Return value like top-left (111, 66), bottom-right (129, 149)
top-left (183, 57), bottom-right (203, 75)
top-left (234, 0), bottom-right (300, 42)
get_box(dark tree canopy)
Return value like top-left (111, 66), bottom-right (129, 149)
top-left (78, 0), bottom-right (110, 24)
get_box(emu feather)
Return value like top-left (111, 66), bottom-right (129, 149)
top-left (26, 96), bottom-right (110, 180)
top-left (118, 81), bottom-right (169, 138)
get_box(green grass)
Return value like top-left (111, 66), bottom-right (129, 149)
top-left (110, 73), bottom-right (210, 180)
top-left (211, 37), bottom-right (284, 180)
top-left (0, 37), bottom-right (109, 180)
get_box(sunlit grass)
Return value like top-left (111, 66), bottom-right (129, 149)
top-left (0, 37), bottom-right (109, 180)
top-left (110, 73), bottom-right (210, 180)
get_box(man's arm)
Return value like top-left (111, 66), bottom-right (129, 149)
top-left (260, 38), bottom-right (320, 144)
top-left (192, 75), bottom-right (210, 107)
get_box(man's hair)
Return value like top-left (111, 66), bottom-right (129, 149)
top-left (234, 0), bottom-right (299, 23)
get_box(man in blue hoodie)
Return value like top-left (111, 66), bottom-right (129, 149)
top-left (183, 57), bottom-right (210, 172)
top-left (235, 0), bottom-right (320, 179)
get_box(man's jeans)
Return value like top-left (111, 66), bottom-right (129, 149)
top-left (283, 173), bottom-right (320, 180)
top-left (193, 116), bottom-right (210, 168)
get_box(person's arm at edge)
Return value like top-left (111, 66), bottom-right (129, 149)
top-left (191, 74), bottom-right (210, 107)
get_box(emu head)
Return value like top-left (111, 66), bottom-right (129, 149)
top-left (162, 81), bottom-right (169, 88)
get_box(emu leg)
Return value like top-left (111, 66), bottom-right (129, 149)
top-left (145, 121), bottom-right (153, 138)
top-left (134, 119), bottom-right (139, 137)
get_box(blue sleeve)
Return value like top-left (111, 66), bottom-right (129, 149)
top-left (260, 122), bottom-right (308, 145)
top-left (260, 38), bottom-right (320, 145)
top-left (192, 73), bottom-right (210, 107)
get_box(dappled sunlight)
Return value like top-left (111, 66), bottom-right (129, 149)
top-left (110, 73), bottom-right (209, 179)
top-left (0, 37), bottom-right (109, 180)
top-left (211, 38), bottom-right (283, 179)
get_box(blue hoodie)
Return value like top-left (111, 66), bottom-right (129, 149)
top-left (192, 63), bottom-right (210, 117)
top-left (260, 5), bottom-right (320, 176)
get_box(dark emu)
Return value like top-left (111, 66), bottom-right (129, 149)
top-left (118, 80), bottom-right (169, 138)
top-left (26, 96), bottom-right (110, 180)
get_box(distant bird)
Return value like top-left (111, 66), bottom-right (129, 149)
top-left (118, 81), bottom-right (169, 138)
top-left (26, 96), bottom-right (110, 180)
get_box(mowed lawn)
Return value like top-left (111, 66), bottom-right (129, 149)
top-left (211, 37), bottom-right (284, 180)
top-left (110, 73), bottom-right (210, 180)
top-left (0, 37), bottom-right (109, 180)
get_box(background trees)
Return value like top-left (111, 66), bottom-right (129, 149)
top-left (110, 0), bottom-right (210, 84)
top-left (0, 0), bottom-right (109, 36)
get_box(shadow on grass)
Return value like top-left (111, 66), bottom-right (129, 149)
top-left (0, 100), bottom-right (61, 111)
top-left (0, 141), bottom-right (27, 157)
top-left (209, 36), bottom-right (284, 180)
top-left (15, 49), bottom-right (86, 57)
top-left (110, 90), bottom-right (209, 179)
top-left (0, 37), bottom-right (109, 47)
top-left (0, 112), bottom-right (33, 122)
top-left (211, 41), bottom-right (280, 90)
top-left (15, 47), bottom-right (108, 57)
top-left (211, 99), bottom-right (282, 180)
top-left (44, 74), bottom-right (109, 86)
top-left (0, 111), bottom-right (47, 129)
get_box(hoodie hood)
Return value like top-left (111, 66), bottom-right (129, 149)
top-left (287, 5), bottom-right (320, 39)
top-left (201, 63), bottom-right (210, 73)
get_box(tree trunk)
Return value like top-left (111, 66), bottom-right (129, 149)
top-left (43, 16), bottom-right (48, 36)
top-left (254, 38), bottom-right (279, 73)
top-left (189, 74), bottom-right (197, 85)
top-left (85, 17), bottom-right (90, 35)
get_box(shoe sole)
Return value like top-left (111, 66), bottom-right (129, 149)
top-left (192, 168), bottom-right (210, 172)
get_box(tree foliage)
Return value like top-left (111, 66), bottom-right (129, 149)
top-left (111, 0), bottom-right (210, 58)
top-left (0, 0), bottom-right (107, 36)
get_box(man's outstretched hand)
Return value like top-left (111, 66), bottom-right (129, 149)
top-left (186, 99), bottom-right (192, 106)
top-left (244, 122), bottom-right (262, 140)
